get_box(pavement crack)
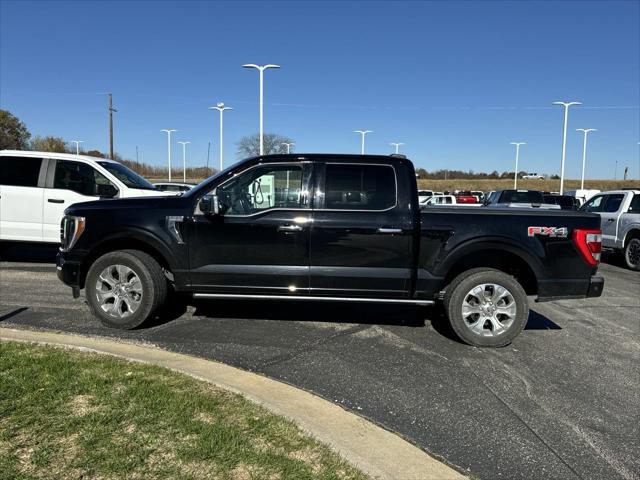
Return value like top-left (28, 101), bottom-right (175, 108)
top-left (257, 324), bottom-right (372, 369)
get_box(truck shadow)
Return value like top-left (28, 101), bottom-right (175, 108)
top-left (190, 299), bottom-right (427, 328)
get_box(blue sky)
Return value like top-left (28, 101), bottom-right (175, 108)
top-left (1, 0), bottom-right (638, 179)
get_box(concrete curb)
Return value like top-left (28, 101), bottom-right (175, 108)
top-left (0, 327), bottom-right (466, 480)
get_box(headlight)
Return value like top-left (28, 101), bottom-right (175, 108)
top-left (60, 216), bottom-right (86, 251)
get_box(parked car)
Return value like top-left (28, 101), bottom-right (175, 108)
top-left (420, 194), bottom-right (457, 205)
top-left (542, 194), bottom-right (580, 211)
top-left (580, 190), bottom-right (640, 270)
top-left (565, 189), bottom-right (601, 206)
top-left (454, 191), bottom-right (480, 204)
top-left (0, 150), bottom-right (171, 244)
top-left (522, 173), bottom-right (545, 179)
top-left (471, 190), bottom-right (485, 203)
top-left (57, 154), bottom-right (603, 347)
top-left (153, 182), bottom-right (197, 192)
top-left (417, 190), bottom-right (434, 203)
top-left (485, 189), bottom-right (560, 209)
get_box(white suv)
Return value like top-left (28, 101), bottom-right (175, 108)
top-left (0, 150), bottom-right (170, 243)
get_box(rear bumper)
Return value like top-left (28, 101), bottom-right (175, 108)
top-left (537, 275), bottom-right (604, 302)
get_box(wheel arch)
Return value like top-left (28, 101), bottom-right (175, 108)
top-left (623, 227), bottom-right (640, 247)
top-left (79, 231), bottom-right (175, 289)
top-left (438, 239), bottom-right (542, 295)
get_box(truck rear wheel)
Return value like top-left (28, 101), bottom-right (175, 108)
top-left (85, 250), bottom-right (167, 330)
top-left (444, 269), bottom-right (528, 347)
top-left (623, 237), bottom-right (640, 271)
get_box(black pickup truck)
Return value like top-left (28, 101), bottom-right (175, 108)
top-left (57, 154), bottom-right (604, 347)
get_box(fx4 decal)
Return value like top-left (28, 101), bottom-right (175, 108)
top-left (528, 226), bottom-right (568, 238)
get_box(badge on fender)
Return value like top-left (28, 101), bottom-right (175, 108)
top-left (527, 226), bottom-right (568, 238)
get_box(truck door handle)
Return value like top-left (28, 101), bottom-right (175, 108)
top-left (48, 199), bottom-right (65, 204)
top-left (278, 224), bottom-right (303, 232)
top-left (606, 218), bottom-right (615, 222)
top-left (377, 228), bottom-right (402, 234)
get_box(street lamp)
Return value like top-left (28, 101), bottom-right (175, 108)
top-left (281, 142), bottom-right (294, 154)
top-left (160, 129), bottom-right (177, 182)
top-left (553, 101), bottom-right (582, 194)
top-left (510, 142), bottom-right (526, 189)
top-left (177, 141), bottom-right (190, 183)
top-left (242, 63), bottom-right (280, 155)
top-left (390, 142), bottom-right (404, 154)
top-left (72, 140), bottom-right (84, 155)
top-left (355, 130), bottom-right (373, 154)
top-left (209, 103), bottom-right (232, 171)
top-left (576, 128), bottom-right (597, 190)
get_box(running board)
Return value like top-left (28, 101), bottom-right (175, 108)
top-left (192, 293), bottom-right (434, 305)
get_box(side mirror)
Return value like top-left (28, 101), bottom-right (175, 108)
top-left (199, 195), bottom-right (221, 215)
top-left (96, 184), bottom-right (118, 198)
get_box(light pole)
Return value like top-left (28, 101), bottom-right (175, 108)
top-left (576, 128), bottom-right (597, 190)
top-left (282, 142), bottom-right (294, 154)
top-left (161, 129), bottom-right (177, 182)
top-left (177, 141), bottom-right (190, 183)
top-left (553, 101), bottom-right (582, 194)
top-left (355, 130), bottom-right (373, 154)
top-left (242, 64), bottom-right (280, 155)
top-left (615, 159), bottom-right (618, 180)
top-left (390, 142), bottom-right (404, 154)
top-left (510, 142), bottom-right (526, 189)
top-left (72, 140), bottom-right (84, 155)
top-left (209, 103), bottom-right (232, 171)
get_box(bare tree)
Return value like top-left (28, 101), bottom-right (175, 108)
top-left (236, 133), bottom-right (294, 158)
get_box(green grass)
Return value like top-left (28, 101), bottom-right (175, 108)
top-left (0, 342), bottom-right (368, 480)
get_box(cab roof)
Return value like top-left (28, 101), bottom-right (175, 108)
top-left (0, 149), bottom-right (118, 164)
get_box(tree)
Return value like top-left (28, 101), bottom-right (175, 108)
top-left (0, 109), bottom-right (31, 150)
top-left (30, 135), bottom-right (69, 153)
top-left (85, 150), bottom-right (106, 158)
top-left (236, 133), bottom-right (294, 158)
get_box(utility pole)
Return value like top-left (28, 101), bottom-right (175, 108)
top-left (615, 159), bottom-right (618, 180)
top-left (136, 145), bottom-right (139, 164)
top-left (354, 130), bottom-right (373, 154)
top-left (108, 93), bottom-right (117, 159)
top-left (177, 141), bottom-right (190, 183)
top-left (209, 103), bottom-right (232, 171)
top-left (576, 128), bottom-right (596, 190)
top-left (510, 142), bottom-right (526, 189)
top-left (72, 140), bottom-right (84, 155)
top-left (242, 64), bottom-right (280, 155)
top-left (553, 101), bottom-right (581, 194)
top-left (207, 141), bottom-right (211, 173)
top-left (390, 142), bottom-right (404, 154)
top-left (282, 142), bottom-right (294, 153)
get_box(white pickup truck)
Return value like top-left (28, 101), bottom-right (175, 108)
top-left (580, 189), bottom-right (640, 270)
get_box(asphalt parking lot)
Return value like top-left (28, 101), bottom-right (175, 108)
top-left (0, 246), bottom-right (638, 480)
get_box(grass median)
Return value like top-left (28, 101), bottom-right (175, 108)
top-left (0, 342), bottom-right (368, 480)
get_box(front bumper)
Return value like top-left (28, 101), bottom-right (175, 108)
top-left (56, 251), bottom-right (82, 291)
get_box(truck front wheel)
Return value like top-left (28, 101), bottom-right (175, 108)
top-left (444, 269), bottom-right (529, 347)
top-left (623, 237), bottom-right (640, 271)
top-left (85, 250), bottom-right (167, 330)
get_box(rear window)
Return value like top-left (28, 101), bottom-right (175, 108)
top-left (324, 164), bottom-right (396, 210)
top-left (500, 190), bottom-right (544, 204)
top-left (0, 156), bottom-right (42, 187)
top-left (543, 195), bottom-right (574, 207)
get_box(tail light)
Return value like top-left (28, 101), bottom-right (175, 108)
top-left (572, 228), bottom-right (602, 266)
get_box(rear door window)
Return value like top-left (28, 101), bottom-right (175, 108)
top-left (602, 194), bottom-right (624, 213)
top-left (0, 156), bottom-right (42, 187)
top-left (324, 164), bottom-right (396, 210)
top-left (628, 195), bottom-right (640, 213)
top-left (53, 160), bottom-right (113, 196)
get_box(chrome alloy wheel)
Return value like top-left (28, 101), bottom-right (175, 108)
top-left (461, 283), bottom-right (517, 337)
top-left (95, 264), bottom-right (143, 319)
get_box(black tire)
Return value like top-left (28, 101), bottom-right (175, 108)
top-left (85, 249), bottom-right (167, 329)
top-left (623, 237), bottom-right (640, 271)
top-left (443, 268), bottom-right (528, 347)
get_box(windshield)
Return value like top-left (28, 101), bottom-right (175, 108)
top-left (500, 190), bottom-right (544, 204)
top-left (97, 162), bottom-right (156, 190)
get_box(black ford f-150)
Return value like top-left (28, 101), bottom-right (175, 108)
top-left (57, 154), bottom-right (604, 347)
